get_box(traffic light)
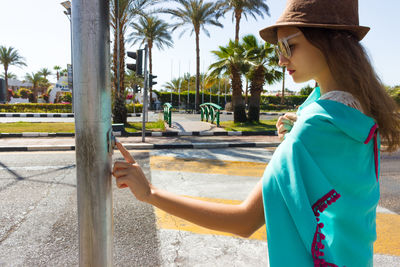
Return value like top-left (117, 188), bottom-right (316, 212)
top-left (127, 50), bottom-right (143, 76)
top-left (149, 74), bottom-right (157, 87)
top-left (133, 85), bottom-right (140, 93)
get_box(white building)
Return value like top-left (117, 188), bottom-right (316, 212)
top-left (49, 74), bottom-right (71, 103)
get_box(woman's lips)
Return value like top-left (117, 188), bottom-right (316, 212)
top-left (288, 69), bottom-right (296, 75)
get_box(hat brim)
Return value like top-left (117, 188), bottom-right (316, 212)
top-left (259, 22), bottom-right (370, 44)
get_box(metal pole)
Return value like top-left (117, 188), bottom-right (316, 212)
top-left (187, 61), bottom-right (190, 109)
top-left (225, 81), bottom-right (227, 105)
top-left (170, 60), bottom-right (173, 104)
top-left (72, 0), bottom-right (112, 266)
top-left (142, 45), bottom-right (148, 142)
top-left (69, 14), bottom-right (74, 113)
top-left (116, 0), bottom-right (120, 106)
top-left (178, 61), bottom-right (180, 110)
top-left (218, 79), bottom-right (220, 105)
top-left (209, 84), bottom-right (211, 103)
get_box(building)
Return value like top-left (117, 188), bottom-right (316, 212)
top-left (8, 78), bottom-right (33, 91)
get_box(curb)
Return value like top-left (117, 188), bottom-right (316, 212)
top-left (0, 113), bottom-right (75, 118)
top-left (0, 142), bottom-right (280, 152)
top-left (0, 131), bottom-right (278, 138)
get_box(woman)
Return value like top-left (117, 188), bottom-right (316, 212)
top-left (113, 0), bottom-right (400, 266)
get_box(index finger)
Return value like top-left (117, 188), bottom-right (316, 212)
top-left (116, 142), bottom-right (136, 164)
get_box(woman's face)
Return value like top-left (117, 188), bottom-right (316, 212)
top-left (276, 27), bottom-right (329, 84)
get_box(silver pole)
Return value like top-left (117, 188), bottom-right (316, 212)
top-left (72, 0), bottom-right (113, 266)
top-left (142, 45), bottom-right (148, 142)
top-left (225, 81), bottom-right (227, 105)
top-left (218, 79), bottom-right (220, 105)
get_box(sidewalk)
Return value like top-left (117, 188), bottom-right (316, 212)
top-left (0, 117), bottom-right (281, 151)
top-left (0, 135), bottom-right (281, 152)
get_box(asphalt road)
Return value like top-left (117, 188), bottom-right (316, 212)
top-left (379, 149), bottom-right (400, 213)
top-left (0, 148), bottom-right (399, 266)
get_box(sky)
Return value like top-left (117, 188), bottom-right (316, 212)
top-left (0, 0), bottom-right (399, 93)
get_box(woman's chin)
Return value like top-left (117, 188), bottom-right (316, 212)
top-left (291, 74), bottom-right (309, 84)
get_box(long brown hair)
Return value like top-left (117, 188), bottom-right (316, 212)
top-left (299, 27), bottom-right (400, 152)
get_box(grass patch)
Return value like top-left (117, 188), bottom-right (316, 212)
top-left (0, 120), bottom-right (166, 133)
top-left (220, 119), bottom-right (277, 132)
top-left (0, 122), bottom-right (75, 133)
top-left (124, 120), bottom-right (165, 133)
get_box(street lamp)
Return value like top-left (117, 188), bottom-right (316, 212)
top-left (61, 1), bottom-right (71, 14)
top-left (61, 1), bottom-right (73, 112)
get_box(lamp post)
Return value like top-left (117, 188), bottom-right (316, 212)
top-left (61, 1), bottom-right (73, 112)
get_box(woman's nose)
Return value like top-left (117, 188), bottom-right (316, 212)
top-left (278, 54), bottom-right (289, 67)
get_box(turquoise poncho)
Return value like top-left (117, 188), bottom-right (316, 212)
top-left (262, 88), bottom-right (380, 266)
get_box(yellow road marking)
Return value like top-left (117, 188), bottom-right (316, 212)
top-left (154, 196), bottom-right (266, 241)
top-left (375, 213), bottom-right (400, 256)
top-left (150, 156), bottom-right (267, 177)
top-left (155, 196), bottom-right (400, 256)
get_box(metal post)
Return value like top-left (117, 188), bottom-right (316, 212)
top-left (142, 45), bottom-right (149, 142)
top-left (224, 81), bottom-right (227, 106)
top-left (178, 61), bottom-right (180, 111)
top-left (72, 1), bottom-right (113, 266)
top-left (187, 61), bottom-right (190, 110)
top-left (218, 79), bottom-right (220, 105)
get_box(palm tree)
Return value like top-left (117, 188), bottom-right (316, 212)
top-left (241, 34), bottom-right (282, 122)
top-left (164, 78), bottom-right (182, 92)
top-left (0, 46), bottom-right (27, 100)
top-left (209, 40), bottom-right (247, 122)
top-left (39, 68), bottom-right (52, 80)
top-left (125, 69), bottom-right (144, 90)
top-left (217, 0), bottom-right (270, 42)
top-left (1, 72), bottom-right (17, 80)
top-left (53, 65), bottom-right (61, 81)
top-left (25, 72), bottom-right (43, 103)
top-left (128, 15), bottom-right (173, 106)
top-left (110, 0), bottom-right (158, 123)
top-left (164, 0), bottom-right (223, 111)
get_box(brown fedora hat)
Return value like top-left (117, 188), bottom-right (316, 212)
top-left (259, 0), bottom-right (370, 44)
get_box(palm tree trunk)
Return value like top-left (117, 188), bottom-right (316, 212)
top-left (231, 67), bottom-right (246, 123)
top-left (248, 66), bottom-right (265, 122)
top-left (195, 30), bottom-right (200, 111)
top-left (112, 5), bottom-right (127, 124)
top-left (234, 10), bottom-right (242, 43)
top-left (245, 78), bottom-right (248, 108)
top-left (4, 68), bottom-right (10, 101)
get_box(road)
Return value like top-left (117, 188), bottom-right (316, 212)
top-left (0, 148), bottom-right (399, 266)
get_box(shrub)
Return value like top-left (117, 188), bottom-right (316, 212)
top-left (126, 103), bottom-right (143, 113)
top-left (60, 92), bottom-right (72, 103)
top-left (18, 88), bottom-right (32, 99)
top-left (42, 94), bottom-right (49, 102)
top-left (28, 92), bottom-right (35, 103)
top-left (0, 103), bottom-right (72, 113)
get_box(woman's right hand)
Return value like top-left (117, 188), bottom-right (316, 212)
top-left (276, 113), bottom-right (297, 140)
top-left (112, 142), bottom-right (152, 202)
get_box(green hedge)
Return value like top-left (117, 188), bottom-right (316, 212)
top-left (156, 91), bottom-right (232, 108)
top-left (156, 91), bottom-right (308, 110)
top-left (0, 103), bottom-right (72, 113)
top-left (0, 103), bottom-right (144, 114)
top-left (126, 103), bottom-right (143, 113)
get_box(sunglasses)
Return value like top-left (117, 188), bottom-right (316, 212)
top-left (275, 31), bottom-right (301, 59)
